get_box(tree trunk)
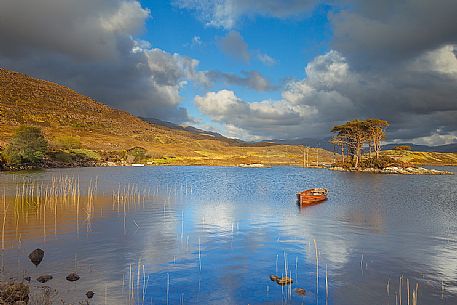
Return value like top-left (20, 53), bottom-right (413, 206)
top-left (355, 144), bottom-right (362, 169)
top-left (341, 145), bottom-right (345, 163)
top-left (375, 137), bottom-right (380, 159)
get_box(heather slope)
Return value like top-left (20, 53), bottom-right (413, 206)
top-left (0, 68), bottom-right (333, 166)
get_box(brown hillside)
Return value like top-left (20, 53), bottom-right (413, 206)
top-left (381, 150), bottom-right (457, 166)
top-left (0, 68), bottom-right (333, 166)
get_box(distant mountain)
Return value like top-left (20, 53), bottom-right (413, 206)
top-left (141, 117), bottom-right (228, 140)
top-left (381, 143), bottom-right (457, 153)
top-left (262, 137), bottom-right (334, 151)
top-left (263, 138), bottom-right (457, 153)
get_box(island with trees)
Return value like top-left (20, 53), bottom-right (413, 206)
top-left (330, 119), bottom-right (453, 175)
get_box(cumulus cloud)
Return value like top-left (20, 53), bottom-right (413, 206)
top-left (217, 31), bottom-right (250, 62)
top-left (0, 0), bottom-right (207, 123)
top-left (206, 70), bottom-right (275, 91)
top-left (174, 0), bottom-right (318, 29)
top-left (195, 89), bottom-right (317, 140)
top-left (196, 48), bottom-right (457, 143)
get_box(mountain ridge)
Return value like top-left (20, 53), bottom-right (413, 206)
top-left (262, 138), bottom-right (457, 153)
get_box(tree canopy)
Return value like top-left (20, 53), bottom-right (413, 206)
top-left (330, 119), bottom-right (389, 168)
top-left (3, 126), bottom-right (48, 166)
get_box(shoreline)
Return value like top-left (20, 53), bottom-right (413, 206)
top-left (1, 162), bottom-right (455, 175)
top-left (330, 166), bottom-right (454, 175)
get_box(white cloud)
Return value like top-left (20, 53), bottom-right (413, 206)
top-left (174, 0), bottom-right (318, 29)
top-left (410, 44), bottom-right (457, 77)
top-left (100, 1), bottom-right (150, 33)
top-left (305, 50), bottom-right (350, 87)
top-left (257, 53), bottom-right (276, 66)
top-left (405, 132), bottom-right (457, 146)
top-left (195, 90), bottom-right (247, 121)
top-left (191, 36), bottom-right (202, 47)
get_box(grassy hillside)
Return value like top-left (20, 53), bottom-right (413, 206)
top-left (381, 150), bottom-right (457, 166)
top-left (0, 68), bottom-right (334, 167)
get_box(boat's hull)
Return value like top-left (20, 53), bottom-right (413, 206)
top-left (296, 188), bottom-right (328, 206)
top-left (297, 194), bottom-right (327, 206)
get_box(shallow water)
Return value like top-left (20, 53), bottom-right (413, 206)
top-left (0, 166), bottom-right (456, 304)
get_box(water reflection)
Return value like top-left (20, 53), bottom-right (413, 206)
top-left (0, 166), bottom-right (456, 304)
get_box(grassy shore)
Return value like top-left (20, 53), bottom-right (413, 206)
top-left (381, 150), bottom-right (457, 166)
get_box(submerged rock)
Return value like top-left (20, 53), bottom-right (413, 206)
top-left (28, 248), bottom-right (45, 267)
top-left (86, 291), bottom-right (95, 299)
top-left (23, 276), bottom-right (31, 282)
top-left (269, 275), bottom-right (279, 282)
top-left (0, 282), bottom-right (29, 304)
top-left (36, 275), bottom-right (53, 283)
top-left (276, 276), bottom-right (293, 286)
top-left (295, 288), bottom-right (306, 296)
top-left (66, 273), bottom-right (80, 282)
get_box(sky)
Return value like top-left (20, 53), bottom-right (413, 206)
top-left (0, 0), bottom-right (456, 145)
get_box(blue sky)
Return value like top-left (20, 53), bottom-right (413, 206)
top-left (1, 0), bottom-right (456, 144)
top-left (140, 0), bottom-right (334, 128)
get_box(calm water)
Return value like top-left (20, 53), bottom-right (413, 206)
top-left (0, 166), bottom-right (456, 305)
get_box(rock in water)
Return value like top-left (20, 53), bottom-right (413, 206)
top-left (28, 248), bottom-right (45, 267)
top-left (295, 288), bottom-right (306, 296)
top-left (23, 276), bottom-right (31, 282)
top-left (66, 273), bottom-right (80, 282)
top-left (276, 276), bottom-right (293, 286)
top-left (86, 291), bottom-right (95, 299)
top-left (269, 274), bottom-right (279, 282)
top-left (36, 275), bottom-right (53, 283)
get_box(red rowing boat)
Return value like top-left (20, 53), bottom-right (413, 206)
top-left (296, 188), bottom-right (328, 206)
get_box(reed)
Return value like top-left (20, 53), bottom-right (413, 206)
top-left (2, 190), bottom-right (10, 250)
top-left (407, 278), bottom-right (410, 305)
top-left (128, 263), bottom-right (133, 304)
top-left (136, 258), bottom-right (141, 303)
top-left (326, 263), bottom-right (329, 304)
top-left (198, 237), bottom-right (202, 271)
top-left (391, 276), bottom-right (419, 305)
top-left (314, 239), bottom-right (319, 298)
top-left (166, 273), bottom-right (170, 305)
